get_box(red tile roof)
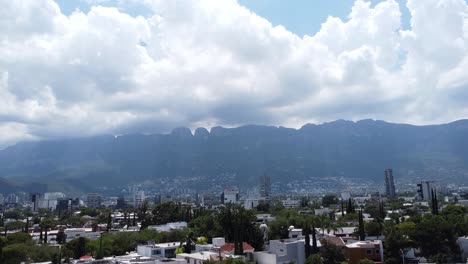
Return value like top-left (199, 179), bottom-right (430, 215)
top-left (220, 242), bottom-right (254, 252)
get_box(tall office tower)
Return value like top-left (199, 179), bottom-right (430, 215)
top-left (384, 169), bottom-right (396, 199)
top-left (87, 193), bottom-right (102, 208)
top-left (259, 174), bottom-right (271, 198)
top-left (417, 181), bottom-right (435, 201)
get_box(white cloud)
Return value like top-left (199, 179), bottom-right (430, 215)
top-left (1, 0), bottom-right (468, 147)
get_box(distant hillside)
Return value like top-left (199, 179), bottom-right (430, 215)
top-left (1, 119), bottom-right (468, 193)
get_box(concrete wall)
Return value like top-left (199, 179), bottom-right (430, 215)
top-left (254, 251), bottom-right (277, 264)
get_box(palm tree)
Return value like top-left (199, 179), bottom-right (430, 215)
top-left (318, 214), bottom-right (331, 236)
top-left (327, 222), bottom-right (343, 236)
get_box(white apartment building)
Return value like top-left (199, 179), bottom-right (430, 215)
top-left (134, 191), bottom-right (146, 207)
top-left (137, 242), bottom-right (180, 259)
top-left (221, 188), bottom-right (239, 204)
top-left (282, 198), bottom-right (301, 208)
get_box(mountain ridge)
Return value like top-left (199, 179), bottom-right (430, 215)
top-left (1, 119), bottom-right (468, 193)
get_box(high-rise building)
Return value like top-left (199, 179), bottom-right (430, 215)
top-left (259, 174), bottom-right (271, 198)
top-left (87, 193), bottom-right (102, 208)
top-left (221, 188), bottom-right (239, 204)
top-left (384, 169), bottom-right (396, 199)
top-left (57, 198), bottom-right (81, 211)
top-left (134, 190), bottom-right (146, 207)
top-left (417, 181), bottom-right (435, 201)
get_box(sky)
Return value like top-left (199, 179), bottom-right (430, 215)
top-left (1, 0), bottom-right (468, 148)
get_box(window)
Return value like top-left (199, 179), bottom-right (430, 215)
top-left (375, 249), bottom-right (380, 254)
top-left (366, 249), bottom-right (372, 255)
top-left (152, 249), bottom-right (161, 255)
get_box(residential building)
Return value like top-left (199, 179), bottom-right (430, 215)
top-left (137, 242), bottom-right (180, 259)
top-left (282, 198), bottom-right (301, 208)
top-left (177, 251), bottom-right (224, 264)
top-left (417, 181), bottom-right (435, 201)
top-left (254, 239), bottom-right (305, 264)
top-left (4, 193), bottom-right (19, 206)
top-left (219, 242), bottom-right (255, 259)
top-left (201, 192), bottom-right (214, 207)
top-left (101, 253), bottom-right (186, 264)
top-left (57, 198), bottom-right (81, 211)
top-left (134, 190), bottom-right (146, 207)
top-left (87, 193), bottom-right (102, 208)
top-left (288, 226), bottom-right (303, 239)
top-left (64, 228), bottom-right (101, 242)
top-left (314, 208), bottom-right (334, 216)
top-left (457, 236), bottom-right (468, 263)
top-left (148, 221), bottom-right (187, 232)
top-left (344, 240), bottom-right (384, 264)
top-left (244, 197), bottom-right (268, 210)
top-left (221, 188), bottom-right (239, 204)
top-left (384, 169), bottom-right (396, 199)
top-left (256, 214), bottom-right (276, 223)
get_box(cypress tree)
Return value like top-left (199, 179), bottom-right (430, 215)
top-left (132, 211), bottom-right (136, 226)
top-left (97, 234), bottom-right (103, 259)
top-left (39, 225), bottom-right (43, 243)
top-left (44, 225), bottom-right (48, 244)
top-left (358, 209), bottom-right (365, 241)
top-left (379, 201), bottom-right (385, 219)
top-left (431, 189), bottom-right (439, 215)
top-left (107, 212), bottom-right (112, 232)
top-left (347, 198), bottom-right (354, 214)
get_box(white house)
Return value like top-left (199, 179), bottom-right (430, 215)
top-left (254, 239), bottom-right (306, 264)
top-left (148, 221), bottom-right (187, 232)
top-left (64, 228), bottom-right (101, 242)
top-left (137, 242), bottom-right (180, 259)
top-left (457, 236), bottom-right (468, 262)
top-left (177, 251), bottom-right (222, 264)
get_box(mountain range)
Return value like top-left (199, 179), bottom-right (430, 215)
top-left (1, 119), bottom-right (468, 194)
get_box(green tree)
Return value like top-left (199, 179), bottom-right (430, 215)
top-left (6, 232), bottom-right (32, 245)
top-left (65, 237), bottom-right (88, 260)
top-left (383, 222), bottom-right (410, 264)
top-left (137, 200), bottom-right (150, 221)
top-left (217, 204), bottom-right (264, 253)
top-left (175, 247), bottom-right (184, 254)
top-left (431, 189), bottom-right (439, 215)
top-left (347, 198), bottom-right (355, 214)
top-left (0, 236), bottom-right (6, 261)
top-left (306, 253), bottom-right (324, 264)
top-left (322, 195), bottom-right (338, 207)
top-left (2, 210), bottom-right (23, 220)
top-left (358, 209), bottom-right (365, 241)
top-left (196, 236), bottom-right (208, 244)
top-left (152, 202), bottom-right (184, 225)
top-left (359, 259), bottom-right (375, 264)
top-left (56, 228), bottom-right (67, 244)
top-left (365, 221), bottom-right (382, 236)
top-left (321, 240), bottom-right (346, 264)
top-left (2, 244), bottom-right (29, 264)
top-left (410, 214), bottom-right (460, 261)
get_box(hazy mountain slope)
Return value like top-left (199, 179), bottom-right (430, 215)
top-left (1, 119), bottom-right (467, 191)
